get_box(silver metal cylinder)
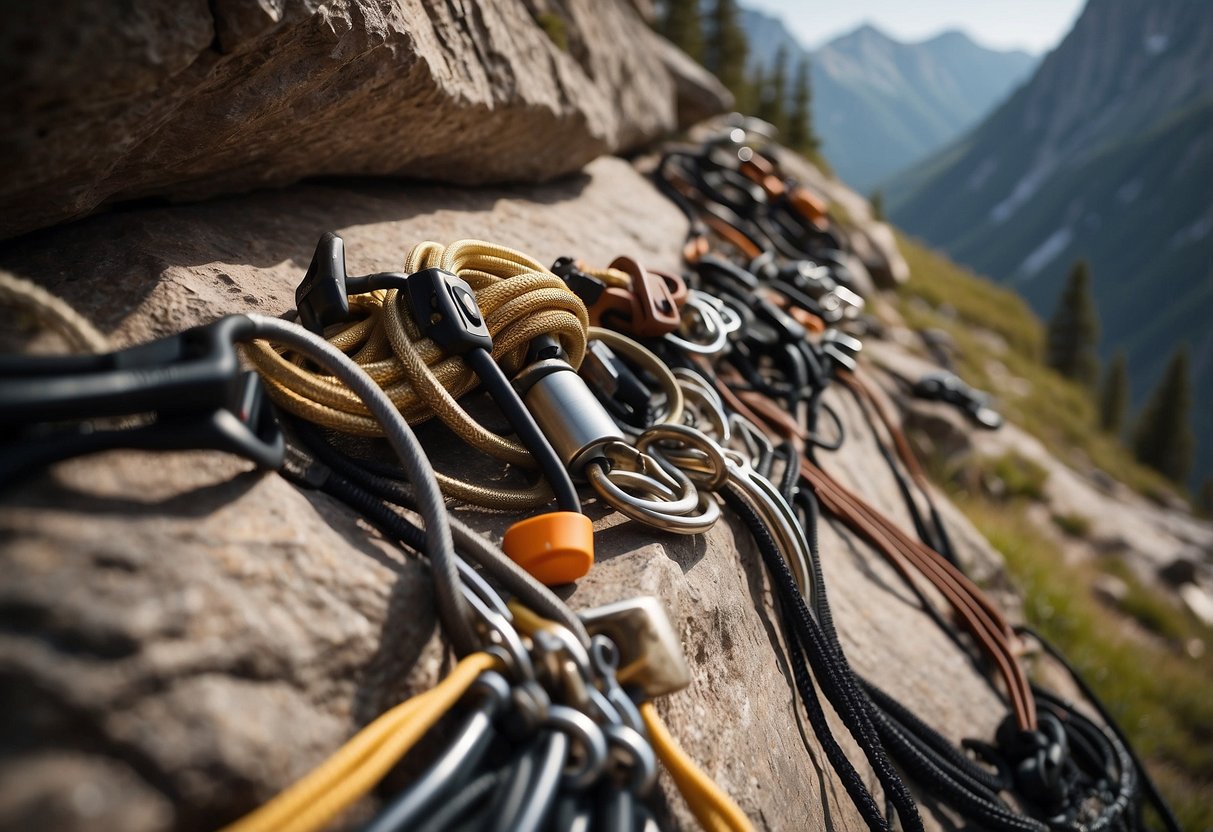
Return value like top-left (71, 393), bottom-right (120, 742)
top-left (522, 366), bottom-right (623, 476)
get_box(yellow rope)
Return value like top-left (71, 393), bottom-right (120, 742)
top-left (640, 702), bottom-right (755, 832)
top-left (222, 651), bottom-right (500, 832)
top-left (246, 240), bottom-right (589, 509)
top-left (0, 270), bottom-right (109, 353)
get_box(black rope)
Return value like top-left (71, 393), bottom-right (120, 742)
top-left (723, 487), bottom-right (924, 832)
top-left (1020, 627), bottom-right (1181, 832)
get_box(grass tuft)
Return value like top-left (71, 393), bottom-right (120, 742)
top-left (967, 452), bottom-right (1050, 501)
top-left (892, 233), bottom-right (1179, 500)
top-left (1051, 511), bottom-right (1092, 538)
top-left (534, 12), bottom-right (569, 51)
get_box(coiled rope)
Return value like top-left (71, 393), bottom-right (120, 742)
top-left (247, 240), bottom-right (589, 509)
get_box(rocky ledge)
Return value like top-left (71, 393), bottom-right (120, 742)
top-left (2, 155), bottom-right (1018, 831)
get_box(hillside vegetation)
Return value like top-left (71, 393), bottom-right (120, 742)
top-left (892, 233), bottom-right (1179, 500)
top-left (890, 234), bottom-right (1212, 828)
top-left (887, 0), bottom-right (1213, 487)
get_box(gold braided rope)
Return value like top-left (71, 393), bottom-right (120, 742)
top-left (0, 270), bottom-right (110, 353)
top-left (246, 240), bottom-right (589, 509)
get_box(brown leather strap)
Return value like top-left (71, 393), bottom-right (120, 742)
top-left (770, 293), bottom-right (827, 334)
top-left (728, 377), bottom-right (1036, 730)
top-left (588, 256), bottom-right (684, 337)
top-left (742, 150), bottom-right (829, 229)
top-left (787, 186), bottom-right (829, 229)
top-left (837, 370), bottom-right (930, 489)
top-left (740, 157), bottom-right (788, 200)
top-left (800, 458), bottom-right (1035, 730)
top-left (703, 214), bottom-right (762, 259)
top-left (682, 234), bottom-right (709, 264)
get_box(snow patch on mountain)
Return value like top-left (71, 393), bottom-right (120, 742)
top-left (1016, 226), bottom-right (1073, 281)
top-left (991, 163), bottom-right (1055, 224)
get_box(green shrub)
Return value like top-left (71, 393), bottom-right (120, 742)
top-left (1051, 512), bottom-right (1091, 538)
top-left (983, 453), bottom-right (1049, 501)
top-left (535, 12), bottom-right (569, 51)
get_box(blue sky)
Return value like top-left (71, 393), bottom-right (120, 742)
top-left (744, 0), bottom-right (1087, 54)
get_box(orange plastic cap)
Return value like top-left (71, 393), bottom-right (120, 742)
top-left (502, 511), bottom-right (595, 586)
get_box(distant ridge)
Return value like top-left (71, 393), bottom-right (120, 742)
top-left (741, 9), bottom-right (1036, 192)
top-left (887, 0), bottom-right (1213, 487)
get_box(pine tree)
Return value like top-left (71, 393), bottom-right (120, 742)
top-left (659, 0), bottom-right (703, 63)
top-left (1198, 478), bottom-right (1213, 519)
top-left (704, 0), bottom-right (748, 99)
top-left (1132, 346), bottom-right (1195, 483)
top-left (785, 59), bottom-right (820, 156)
top-left (756, 47), bottom-right (788, 132)
top-left (736, 64), bottom-right (762, 118)
top-left (869, 189), bottom-right (885, 221)
top-left (1045, 260), bottom-right (1100, 388)
top-left (1098, 350), bottom-right (1129, 434)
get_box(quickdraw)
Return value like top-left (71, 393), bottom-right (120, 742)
top-left (0, 115), bottom-right (1181, 832)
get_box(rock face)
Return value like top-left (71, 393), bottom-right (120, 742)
top-left (0, 0), bottom-right (728, 240)
top-left (1, 156), bottom-right (1017, 831)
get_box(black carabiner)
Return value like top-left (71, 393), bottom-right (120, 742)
top-left (0, 315), bottom-right (283, 484)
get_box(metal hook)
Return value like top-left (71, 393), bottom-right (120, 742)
top-left (605, 724), bottom-right (659, 796)
top-left (637, 423), bottom-right (731, 493)
top-left (590, 635), bottom-right (647, 734)
top-left (588, 461), bottom-right (720, 534)
top-left (461, 586), bottom-right (535, 683)
top-left (545, 704), bottom-right (611, 791)
top-left (664, 291), bottom-right (729, 356)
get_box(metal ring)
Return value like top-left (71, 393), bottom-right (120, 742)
top-left (531, 631), bottom-right (591, 712)
top-left (589, 635), bottom-right (646, 734)
top-left (597, 476), bottom-right (721, 535)
top-left (508, 679), bottom-right (552, 736)
top-left (637, 423), bottom-right (731, 492)
top-left (604, 469), bottom-right (683, 501)
top-left (664, 292), bottom-right (729, 355)
top-left (461, 586), bottom-right (535, 683)
top-left (588, 462), bottom-right (694, 517)
top-left (600, 442), bottom-right (700, 514)
top-left (674, 372), bottom-right (730, 441)
top-left (588, 435), bottom-right (723, 534)
top-left (641, 435), bottom-right (730, 493)
top-left (587, 464), bottom-right (720, 534)
top-left (587, 686), bottom-right (625, 728)
top-left (728, 413), bottom-right (774, 462)
top-left (604, 724), bottom-right (659, 796)
top-left (713, 296), bottom-right (744, 334)
top-left (545, 704), bottom-right (610, 790)
top-left (597, 460), bottom-right (699, 515)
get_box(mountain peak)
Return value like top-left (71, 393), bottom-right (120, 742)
top-left (920, 28), bottom-right (1033, 59)
top-left (922, 29), bottom-right (975, 48)
top-left (830, 22), bottom-right (895, 49)
top-left (886, 0), bottom-right (1213, 488)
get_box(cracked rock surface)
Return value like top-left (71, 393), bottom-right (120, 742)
top-left (0, 0), bottom-right (728, 239)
